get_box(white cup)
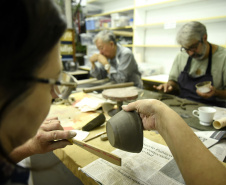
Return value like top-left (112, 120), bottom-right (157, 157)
top-left (192, 107), bottom-right (216, 126)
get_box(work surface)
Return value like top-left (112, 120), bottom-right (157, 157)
top-left (50, 89), bottom-right (226, 184)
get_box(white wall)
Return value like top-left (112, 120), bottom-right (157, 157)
top-left (133, 0), bottom-right (226, 76)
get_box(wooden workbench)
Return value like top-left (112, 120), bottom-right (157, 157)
top-left (49, 91), bottom-right (165, 184)
top-left (51, 90), bottom-right (226, 185)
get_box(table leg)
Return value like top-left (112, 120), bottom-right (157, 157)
top-left (108, 101), bottom-right (123, 117)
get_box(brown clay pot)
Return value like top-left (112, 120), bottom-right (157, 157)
top-left (106, 110), bottom-right (143, 153)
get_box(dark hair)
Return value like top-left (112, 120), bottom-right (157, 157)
top-left (0, 0), bottom-right (66, 159)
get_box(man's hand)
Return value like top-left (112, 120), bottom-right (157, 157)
top-left (97, 54), bottom-right (109, 66)
top-left (153, 83), bottom-right (173, 93)
top-left (153, 80), bottom-right (179, 94)
top-left (196, 86), bottom-right (216, 99)
top-left (89, 54), bottom-right (99, 64)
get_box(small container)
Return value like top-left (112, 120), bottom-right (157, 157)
top-left (129, 18), bottom-right (133, 26)
top-left (83, 55), bottom-right (91, 67)
top-left (196, 81), bottom-right (211, 93)
top-left (80, 33), bottom-right (93, 46)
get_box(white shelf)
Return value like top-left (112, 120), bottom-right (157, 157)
top-left (87, 26), bottom-right (133, 32)
top-left (142, 74), bottom-right (169, 83)
top-left (134, 45), bottom-right (179, 48)
top-left (135, 15), bottom-right (226, 29)
top-left (122, 44), bottom-right (133, 48)
top-left (134, 0), bottom-right (201, 11)
top-left (87, 7), bottom-right (134, 17)
top-left (87, 0), bottom-right (113, 4)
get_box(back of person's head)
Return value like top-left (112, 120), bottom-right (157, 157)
top-left (0, 0), bottom-right (66, 158)
top-left (176, 21), bottom-right (207, 46)
top-left (93, 29), bottom-right (117, 45)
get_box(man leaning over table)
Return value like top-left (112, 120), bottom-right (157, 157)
top-left (154, 21), bottom-right (226, 107)
top-left (89, 30), bottom-right (143, 89)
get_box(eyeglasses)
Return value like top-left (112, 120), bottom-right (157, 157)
top-left (32, 71), bottom-right (77, 99)
top-left (180, 40), bottom-right (202, 52)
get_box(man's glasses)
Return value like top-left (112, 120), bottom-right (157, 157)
top-left (180, 40), bottom-right (202, 52)
top-left (33, 71), bottom-right (77, 99)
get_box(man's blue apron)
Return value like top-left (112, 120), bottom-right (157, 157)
top-left (177, 43), bottom-right (225, 107)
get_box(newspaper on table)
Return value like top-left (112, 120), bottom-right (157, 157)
top-left (81, 132), bottom-right (226, 185)
top-left (195, 131), bottom-right (226, 161)
top-left (81, 138), bottom-right (184, 185)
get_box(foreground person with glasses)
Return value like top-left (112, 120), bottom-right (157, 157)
top-left (154, 21), bottom-right (226, 107)
top-left (0, 0), bottom-right (78, 184)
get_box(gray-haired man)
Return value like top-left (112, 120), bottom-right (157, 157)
top-left (89, 30), bottom-right (143, 88)
top-left (154, 21), bottom-right (226, 107)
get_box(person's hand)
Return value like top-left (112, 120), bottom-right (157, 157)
top-left (153, 83), bottom-right (173, 93)
top-left (196, 86), bottom-right (216, 99)
top-left (97, 54), bottom-right (109, 66)
top-left (25, 117), bottom-right (76, 155)
top-left (89, 54), bottom-right (99, 64)
top-left (122, 99), bottom-right (169, 131)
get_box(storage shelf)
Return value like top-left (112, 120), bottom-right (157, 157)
top-left (87, 26), bottom-right (133, 32)
top-left (142, 74), bottom-right (169, 83)
top-left (134, 44), bottom-right (226, 48)
top-left (87, 0), bottom-right (98, 3)
top-left (87, 0), bottom-right (113, 4)
top-left (122, 44), bottom-right (133, 48)
top-left (135, 0), bottom-right (177, 10)
top-left (134, 0), bottom-right (202, 11)
top-left (87, 7), bottom-right (134, 17)
top-left (135, 15), bottom-right (226, 28)
top-left (134, 45), bottom-right (180, 48)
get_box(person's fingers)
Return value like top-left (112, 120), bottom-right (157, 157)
top-left (164, 84), bottom-right (168, 92)
top-left (168, 85), bottom-right (173, 91)
top-left (48, 130), bottom-right (77, 141)
top-left (41, 122), bottom-right (63, 131)
top-left (156, 84), bottom-right (163, 90)
top-left (46, 117), bottom-right (58, 121)
top-left (122, 101), bottom-right (138, 112)
top-left (47, 140), bottom-right (72, 151)
top-left (55, 130), bottom-right (77, 140)
top-left (43, 119), bottom-right (60, 126)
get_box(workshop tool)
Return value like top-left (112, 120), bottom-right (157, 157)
top-left (102, 87), bottom-right (138, 116)
top-left (69, 138), bottom-right (121, 166)
top-left (83, 82), bottom-right (134, 93)
top-left (100, 134), bottom-right (108, 141)
top-left (157, 94), bottom-right (174, 101)
top-left (169, 99), bottom-right (198, 110)
top-left (77, 78), bottom-right (109, 85)
top-left (82, 113), bottom-right (106, 131)
top-left (77, 78), bottom-right (98, 85)
top-left (84, 131), bottom-right (106, 142)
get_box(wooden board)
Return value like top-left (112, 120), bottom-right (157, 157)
top-left (102, 88), bottom-right (138, 101)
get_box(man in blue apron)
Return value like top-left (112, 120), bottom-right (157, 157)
top-left (154, 21), bottom-right (226, 107)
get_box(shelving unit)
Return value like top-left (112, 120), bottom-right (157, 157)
top-left (82, 0), bottom-right (226, 76)
top-left (84, 0), bottom-right (134, 63)
top-left (86, 7), bottom-right (134, 18)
